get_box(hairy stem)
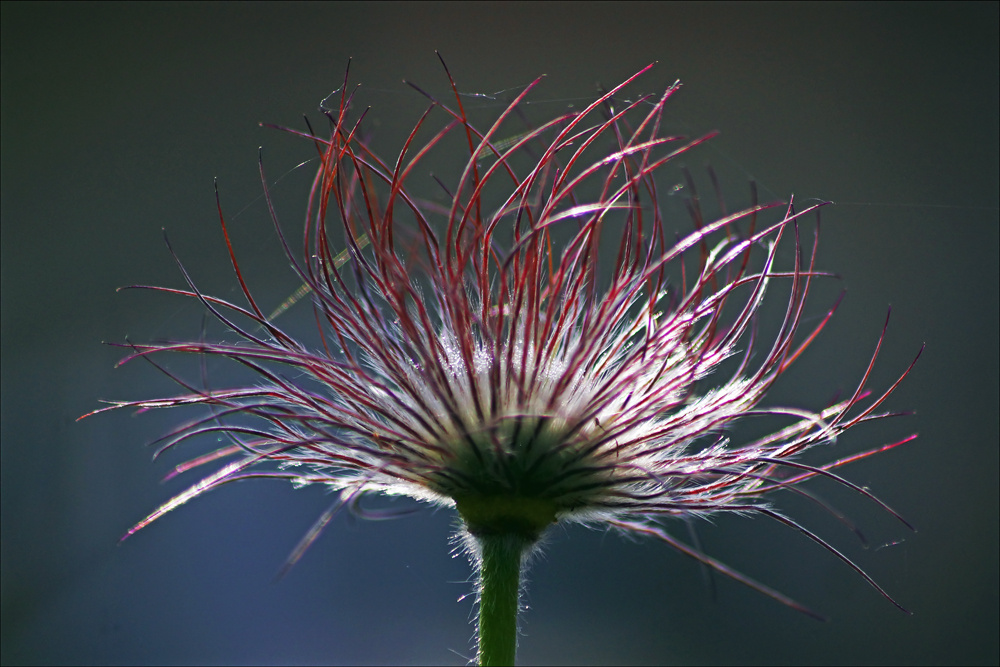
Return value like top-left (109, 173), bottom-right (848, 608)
top-left (475, 533), bottom-right (528, 666)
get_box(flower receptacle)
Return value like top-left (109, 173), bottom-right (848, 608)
top-left (456, 494), bottom-right (560, 541)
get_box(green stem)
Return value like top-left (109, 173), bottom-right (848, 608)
top-left (475, 533), bottom-right (526, 666)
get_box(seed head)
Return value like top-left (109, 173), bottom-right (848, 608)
top-left (86, 61), bottom-right (919, 618)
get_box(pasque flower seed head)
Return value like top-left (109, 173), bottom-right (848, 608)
top-left (85, 60), bottom-right (920, 660)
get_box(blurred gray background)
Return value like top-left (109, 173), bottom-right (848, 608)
top-left (2, 3), bottom-right (997, 665)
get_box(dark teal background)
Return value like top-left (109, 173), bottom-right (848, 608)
top-left (2, 3), bottom-right (997, 664)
